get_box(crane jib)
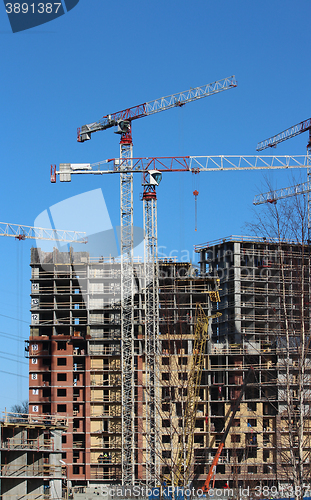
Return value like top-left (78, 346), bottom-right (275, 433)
top-left (77, 76), bottom-right (237, 142)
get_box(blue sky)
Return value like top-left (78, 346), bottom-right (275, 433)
top-left (0, 0), bottom-right (310, 410)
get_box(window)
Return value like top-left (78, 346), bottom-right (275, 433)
top-left (178, 388), bottom-right (187, 397)
top-left (57, 373), bottom-right (67, 381)
top-left (162, 420), bottom-right (170, 428)
top-left (162, 435), bottom-right (170, 443)
top-left (178, 357), bottom-right (188, 366)
top-left (57, 404), bottom-right (66, 413)
top-left (62, 435), bottom-right (67, 443)
top-left (57, 341), bottom-right (67, 351)
top-left (248, 419), bottom-right (257, 427)
top-left (162, 373), bottom-right (170, 381)
top-left (73, 466), bottom-right (80, 475)
top-left (231, 434), bottom-right (241, 443)
top-left (162, 357), bottom-right (169, 365)
top-left (57, 358), bottom-right (66, 366)
top-left (162, 450), bottom-right (171, 458)
top-left (178, 372), bottom-right (188, 381)
top-left (57, 389), bottom-right (66, 397)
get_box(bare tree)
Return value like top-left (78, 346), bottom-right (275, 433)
top-left (9, 400), bottom-right (29, 422)
top-left (245, 181), bottom-right (311, 500)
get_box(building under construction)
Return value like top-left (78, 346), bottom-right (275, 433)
top-left (27, 236), bottom-right (311, 495)
top-left (0, 412), bottom-right (67, 499)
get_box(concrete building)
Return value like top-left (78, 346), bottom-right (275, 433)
top-left (196, 235), bottom-right (311, 491)
top-left (28, 237), bottom-right (311, 494)
top-left (28, 248), bottom-right (218, 490)
top-left (0, 412), bottom-right (67, 499)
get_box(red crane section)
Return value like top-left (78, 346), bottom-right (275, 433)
top-left (202, 367), bottom-right (254, 492)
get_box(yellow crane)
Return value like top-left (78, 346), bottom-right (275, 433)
top-left (173, 302), bottom-right (221, 487)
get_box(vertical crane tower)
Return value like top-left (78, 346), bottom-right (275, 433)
top-left (76, 77), bottom-right (237, 486)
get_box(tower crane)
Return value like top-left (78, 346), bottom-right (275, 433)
top-left (73, 77), bottom-right (237, 487)
top-left (256, 118), bottom-right (311, 238)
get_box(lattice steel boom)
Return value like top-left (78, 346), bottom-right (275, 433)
top-left (253, 181), bottom-right (311, 206)
top-left (0, 222), bottom-right (86, 243)
top-left (256, 118), bottom-right (311, 152)
top-left (52, 155), bottom-right (309, 181)
top-left (77, 77), bottom-right (237, 142)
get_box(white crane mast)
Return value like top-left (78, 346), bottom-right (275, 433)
top-left (142, 172), bottom-right (162, 486)
top-left (119, 135), bottom-right (136, 484)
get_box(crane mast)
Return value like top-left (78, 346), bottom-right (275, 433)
top-left (119, 131), bottom-right (136, 484)
top-left (142, 172), bottom-right (161, 487)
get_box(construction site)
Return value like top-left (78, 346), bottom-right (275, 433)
top-left (6, 79), bottom-right (311, 499)
top-left (24, 232), bottom-right (311, 498)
